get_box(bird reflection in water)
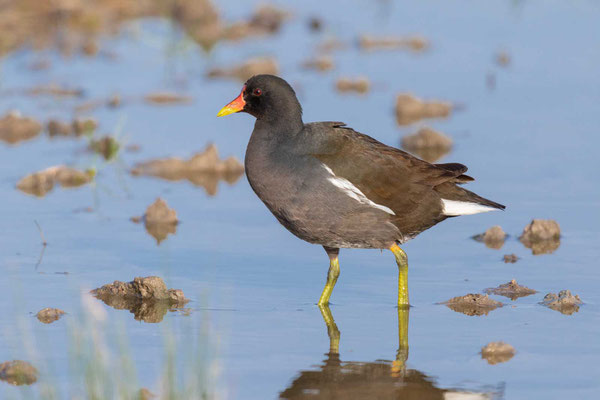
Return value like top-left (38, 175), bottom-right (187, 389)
top-left (280, 306), bottom-right (501, 400)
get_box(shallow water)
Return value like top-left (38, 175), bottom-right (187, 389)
top-left (1, 0), bottom-right (599, 398)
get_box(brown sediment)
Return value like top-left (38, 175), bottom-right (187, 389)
top-left (484, 279), bottom-right (537, 300)
top-left (302, 56), bottom-right (334, 72)
top-left (89, 136), bottom-right (120, 160)
top-left (139, 388), bottom-right (156, 399)
top-left (0, 1), bottom-right (289, 57)
top-left (358, 35), bottom-right (428, 52)
top-left (17, 166), bottom-right (94, 197)
top-left (541, 290), bottom-right (582, 315)
top-left (91, 276), bottom-right (188, 323)
top-left (503, 254), bottom-right (519, 263)
top-left (206, 57), bottom-right (279, 81)
top-left (481, 342), bottom-right (515, 365)
top-left (47, 120), bottom-right (74, 136)
top-left (401, 127), bottom-right (452, 162)
top-left (395, 94), bottom-right (452, 126)
top-left (443, 294), bottom-right (503, 316)
top-left (472, 226), bottom-right (507, 250)
top-left (72, 118), bottom-right (97, 135)
top-left (0, 360), bottom-right (38, 386)
top-left (47, 117), bottom-right (97, 138)
top-left (335, 77), bottom-right (370, 94)
top-left (144, 92), bottom-right (193, 105)
top-left (131, 198), bottom-right (179, 244)
top-left (27, 84), bottom-right (84, 98)
top-left (36, 307), bottom-right (66, 324)
top-left (520, 219), bottom-right (561, 255)
top-left (131, 144), bottom-right (244, 196)
top-left (0, 112), bottom-right (42, 145)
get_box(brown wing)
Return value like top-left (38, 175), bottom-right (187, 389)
top-left (308, 122), bottom-right (479, 235)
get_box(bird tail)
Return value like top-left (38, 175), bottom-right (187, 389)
top-left (434, 181), bottom-right (505, 216)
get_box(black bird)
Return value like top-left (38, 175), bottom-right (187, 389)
top-left (218, 75), bottom-right (504, 307)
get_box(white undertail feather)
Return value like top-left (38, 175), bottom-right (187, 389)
top-left (322, 164), bottom-right (396, 215)
top-left (441, 199), bottom-right (499, 216)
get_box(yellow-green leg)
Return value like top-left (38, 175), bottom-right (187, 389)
top-left (318, 304), bottom-right (340, 354)
top-left (317, 247), bottom-right (340, 306)
top-left (390, 243), bottom-right (409, 308)
top-left (392, 307), bottom-right (410, 377)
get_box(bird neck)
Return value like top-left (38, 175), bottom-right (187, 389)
top-left (254, 112), bottom-right (304, 138)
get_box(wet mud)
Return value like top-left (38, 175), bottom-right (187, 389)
top-left (481, 341), bottom-right (515, 365)
top-left (444, 294), bottom-right (503, 316)
top-left (36, 307), bottom-right (66, 324)
top-left (401, 127), bottom-right (452, 162)
top-left (395, 94), bottom-right (452, 125)
top-left (520, 219), bottom-right (561, 255)
top-left (131, 144), bottom-right (244, 196)
top-left (92, 276), bottom-right (188, 323)
top-left (0, 360), bottom-right (38, 386)
top-left (17, 166), bottom-right (95, 197)
top-left (0, 112), bottom-right (42, 145)
top-left (541, 290), bottom-right (582, 315)
top-left (485, 280), bottom-right (537, 301)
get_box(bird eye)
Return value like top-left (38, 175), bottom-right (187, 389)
top-left (253, 88), bottom-right (262, 96)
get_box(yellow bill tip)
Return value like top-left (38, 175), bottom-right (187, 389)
top-left (217, 88), bottom-right (246, 117)
top-left (217, 106), bottom-right (237, 117)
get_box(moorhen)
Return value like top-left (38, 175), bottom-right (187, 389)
top-left (218, 75), bottom-right (504, 307)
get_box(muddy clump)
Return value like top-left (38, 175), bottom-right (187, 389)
top-left (139, 388), bottom-right (156, 400)
top-left (47, 117), bottom-right (97, 138)
top-left (472, 226), bottom-right (507, 250)
top-left (47, 120), bottom-right (74, 136)
top-left (485, 279), bottom-right (537, 301)
top-left (144, 92), bottom-right (193, 105)
top-left (131, 144), bottom-right (244, 196)
top-left (503, 254), bottom-right (519, 263)
top-left (520, 219), bottom-right (561, 255)
top-left (17, 166), bottom-right (95, 197)
top-left (92, 276), bottom-right (188, 323)
top-left (302, 56), bottom-right (334, 72)
top-left (0, 0), bottom-right (291, 57)
top-left (358, 35), bottom-right (428, 52)
top-left (89, 136), bottom-right (120, 160)
top-left (0, 360), bottom-right (38, 386)
top-left (481, 342), bottom-right (515, 365)
top-left (395, 94), bottom-right (452, 125)
top-left (223, 5), bottom-right (290, 40)
top-left (335, 77), bottom-right (370, 94)
top-left (401, 127), bottom-right (452, 162)
top-left (27, 84), bottom-right (84, 98)
top-left (36, 307), bottom-right (66, 324)
top-left (444, 294), bottom-right (503, 316)
top-left (131, 198), bottom-right (179, 244)
top-left (541, 290), bottom-right (582, 315)
top-left (0, 112), bottom-right (42, 145)
top-left (207, 57), bottom-right (279, 81)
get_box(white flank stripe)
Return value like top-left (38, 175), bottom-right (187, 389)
top-left (441, 199), bottom-right (498, 216)
top-left (322, 165), bottom-right (395, 215)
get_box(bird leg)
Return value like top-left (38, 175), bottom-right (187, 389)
top-left (317, 247), bottom-right (340, 306)
top-left (318, 304), bottom-right (340, 354)
top-left (392, 306), bottom-right (410, 377)
top-left (390, 243), bottom-right (409, 308)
